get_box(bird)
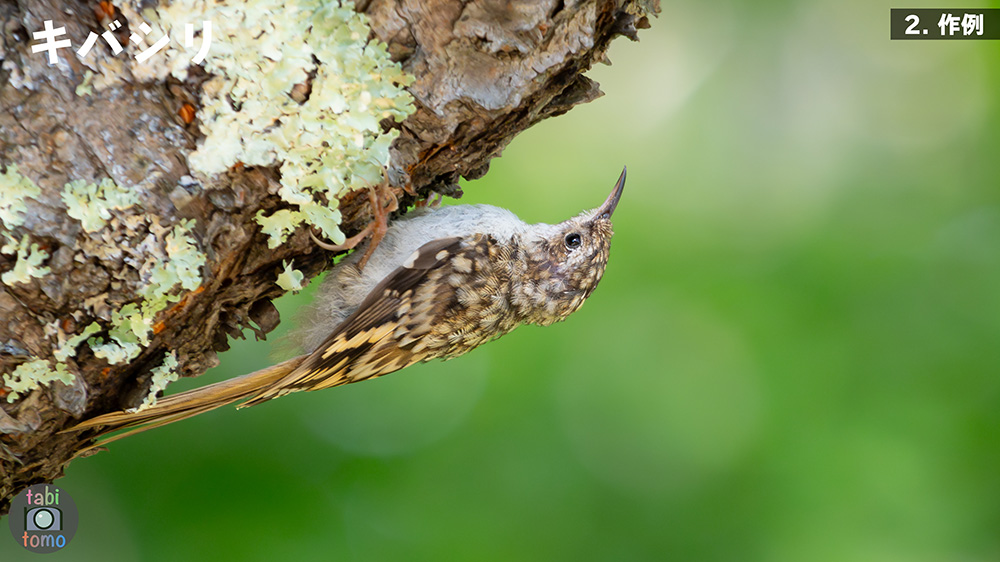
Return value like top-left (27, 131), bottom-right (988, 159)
top-left (69, 167), bottom-right (626, 445)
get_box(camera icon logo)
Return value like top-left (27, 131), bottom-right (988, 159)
top-left (9, 484), bottom-right (77, 552)
top-left (24, 507), bottom-right (62, 532)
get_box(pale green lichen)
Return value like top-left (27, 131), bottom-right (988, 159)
top-left (115, 303), bottom-right (154, 346)
top-left (62, 177), bottom-right (140, 232)
top-left (89, 336), bottom-right (143, 365)
top-left (3, 359), bottom-right (73, 403)
top-left (0, 164), bottom-right (42, 230)
top-left (276, 260), bottom-right (305, 292)
top-left (1, 234), bottom-right (51, 286)
top-left (75, 70), bottom-right (95, 97)
top-left (84, 57), bottom-right (128, 93)
top-left (142, 219), bottom-right (206, 300)
top-left (53, 322), bottom-right (103, 362)
top-left (5, 1), bottom-right (412, 399)
top-left (132, 0), bottom-right (415, 248)
top-left (134, 351), bottom-right (179, 411)
top-left (298, 202), bottom-right (344, 244)
top-left (75, 218), bottom-right (202, 381)
top-left (90, 304), bottom-right (147, 364)
top-left (5, 322), bottom-right (105, 401)
top-left (88, 219), bottom-right (206, 364)
top-left (255, 209), bottom-right (305, 249)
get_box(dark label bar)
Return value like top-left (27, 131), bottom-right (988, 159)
top-left (891, 9), bottom-right (1000, 39)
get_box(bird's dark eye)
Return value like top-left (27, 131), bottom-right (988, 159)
top-left (565, 232), bottom-right (582, 249)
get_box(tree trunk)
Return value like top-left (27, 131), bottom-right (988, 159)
top-left (0, 0), bottom-right (656, 513)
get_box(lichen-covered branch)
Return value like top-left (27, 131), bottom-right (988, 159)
top-left (0, 0), bottom-right (657, 513)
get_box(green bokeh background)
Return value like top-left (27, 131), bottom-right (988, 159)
top-left (8, 1), bottom-right (1000, 560)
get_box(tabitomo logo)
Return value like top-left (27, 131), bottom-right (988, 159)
top-left (8, 484), bottom-right (78, 553)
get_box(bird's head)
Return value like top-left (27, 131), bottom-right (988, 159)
top-left (522, 167), bottom-right (626, 324)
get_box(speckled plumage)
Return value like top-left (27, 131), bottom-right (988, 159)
top-left (71, 168), bottom-right (626, 441)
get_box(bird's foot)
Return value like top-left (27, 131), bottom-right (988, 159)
top-left (310, 177), bottom-right (398, 270)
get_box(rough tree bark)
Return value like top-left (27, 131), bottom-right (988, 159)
top-left (0, 0), bottom-right (656, 513)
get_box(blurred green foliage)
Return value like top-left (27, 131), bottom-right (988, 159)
top-left (9, 1), bottom-right (1000, 560)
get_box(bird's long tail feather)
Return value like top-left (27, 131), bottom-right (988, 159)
top-left (64, 355), bottom-right (307, 451)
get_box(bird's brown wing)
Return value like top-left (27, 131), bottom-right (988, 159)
top-left (239, 236), bottom-right (465, 406)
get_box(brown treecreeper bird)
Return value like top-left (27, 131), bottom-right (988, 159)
top-left (71, 167), bottom-right (626, 444)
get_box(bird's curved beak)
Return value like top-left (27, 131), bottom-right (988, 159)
top-left (596, 166), bottom-right (626, 220)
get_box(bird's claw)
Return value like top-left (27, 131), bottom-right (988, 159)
top-left (311, 177), bottom-right (398, 270)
